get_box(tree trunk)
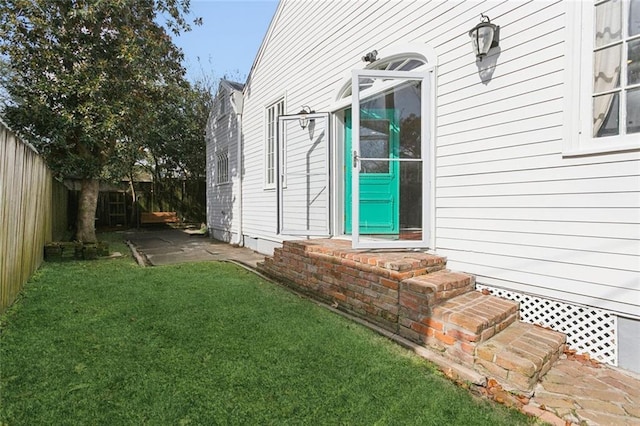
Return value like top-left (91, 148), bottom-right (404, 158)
top-left (76, 178), bottom-right (99, 242)
top-left (128, 178), bottom-right (137, 228)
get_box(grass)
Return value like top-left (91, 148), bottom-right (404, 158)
top-left (0, 234), bottom-right (536, 425)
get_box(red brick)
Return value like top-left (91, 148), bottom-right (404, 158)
top-left (342, 259), bottom-right (357, 268)
top-left (354, 277), bottom-right (370, 287)
top-left (435, 330), bottom-right (456, 346)
top-left (448, 312), bottom-right (488, 334)
top-left (421, 317), bottom-right (444, 331)
top-left (495, 351), bottom-right (537, 378)
top-left (380, 278), bottom-right (399, 290)
top-left (447, 328), bottom-right (479, 343)
top-left (460, 341), bottom-right (476, 355)
top-left (480, 326), bottom-right (496, 342)
top-left (476, 343), bottom-right (498, 362)
top-left (476, 359), bottom-right (509, 380)
top-left (404, 279), bottom-right (436, 295)
top-left (497, 314), bottom-right (518, 332)
top-left (332, 292), bottom-right (347, 302)
top-left (389, 271), bottom-right (414, 281)
top-left (409, 321), bottom-right (425, 334)
top-left (505, 371), bottom-right (538, 392)
top-left (447, 345), bottom-right (475, 366)
top-left (412, 268), bottom-right (428, 276)
top-left (378, 294), bottom-right (397, 305)
top-left (399, 293), bottom-right (419, 310)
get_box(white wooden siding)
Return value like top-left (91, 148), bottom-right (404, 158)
top-left (280, 117), bottom-right (329, 234)
top-left (206, 86), bottom-right (238, 241)
top-left (238, 0), bottom-right (639, 318)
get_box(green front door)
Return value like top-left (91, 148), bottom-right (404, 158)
top-left (345, 109), bottom-right (399, 234)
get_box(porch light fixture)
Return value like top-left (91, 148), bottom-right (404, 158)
top-left (469, 14), bottom-right (499, 60)
top-left (298, 106), bottom-right (314, 129)
top-left (362, 50), bottom-right (378, 63)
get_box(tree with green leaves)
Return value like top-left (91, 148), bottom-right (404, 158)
top-left (138, 79), bottom-right (213, 221)
top-left (0, 0), bottom-right (195, 242)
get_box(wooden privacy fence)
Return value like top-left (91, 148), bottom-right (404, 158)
top-left (0, 121), bottom-right (68, 314)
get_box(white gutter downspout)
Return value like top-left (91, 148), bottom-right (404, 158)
top-left (231, 90), bottom-right (244, 246)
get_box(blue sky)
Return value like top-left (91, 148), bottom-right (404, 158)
top-left (172, 1), bottom-right (279, 84)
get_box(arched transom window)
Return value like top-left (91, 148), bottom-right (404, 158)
top-left (337, 53), bottom-right (429, 99)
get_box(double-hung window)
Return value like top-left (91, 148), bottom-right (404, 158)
top-left (568, 0), bottom-right (640, 154)
top-left (265, 98), bottom-right (284, 188)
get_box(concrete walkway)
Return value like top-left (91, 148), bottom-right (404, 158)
top-left (124, 227), bottom-right (264, 268)
top-left (123, 228), bottom-right (640, 426)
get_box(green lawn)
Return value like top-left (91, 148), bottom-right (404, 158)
top-left (0, 235), bottom-right (535, 425)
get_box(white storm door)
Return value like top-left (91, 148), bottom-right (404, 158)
top-left (277, 113), bottom-right (331, 236)
top-left (351, 69), bottom-right (432, 249)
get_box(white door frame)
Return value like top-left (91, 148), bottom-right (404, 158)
top-left (277, 112), bottom-right (331, 236)
top-left (351, 69), bottom-right (434, 249)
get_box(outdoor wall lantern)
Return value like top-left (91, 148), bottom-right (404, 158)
top-left (469, 14), bottom-right (499, 60)
top-left (298, 106), bottom-right (314, 129)
top-left (362, 50), bottom-right (378, 63)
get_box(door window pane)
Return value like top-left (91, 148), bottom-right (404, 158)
top-left (397, 83), bottom-right (422, 159)
top-left (360, 119), bottom-right (390, 173)
top-left (399, 161), bottom-right (422, 232)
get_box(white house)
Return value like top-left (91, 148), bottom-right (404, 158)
top-left (206, 0), bottom-right (640, 374)
top-left (206, 79), bottom-right (244, 244)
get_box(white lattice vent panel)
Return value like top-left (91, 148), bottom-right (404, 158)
top-left (476, 284), bottom-right (617, 366)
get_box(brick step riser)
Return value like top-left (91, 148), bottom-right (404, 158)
top-left (259, 250), bottom-right (402, 330)
top-left (258, 241), bottom-right (448, 331)
top-left (400, 292), bottom-right (520, 367)
top-left (400, 273), bottom-right (476, 309)
top-left (475, 322), bottom-right (566, 393)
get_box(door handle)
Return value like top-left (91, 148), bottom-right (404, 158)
top-left (353, 150), bottom-right (359, 168)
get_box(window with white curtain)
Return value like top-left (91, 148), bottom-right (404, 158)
top-left (567, 0), bottom-right (640, 154)
top-left (592, 0), bottom-right (640, 138)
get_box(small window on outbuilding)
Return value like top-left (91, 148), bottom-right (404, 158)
top-left (216, 149), bottom-right (229, 185)
top-left (218, 92), bottom-right (227, 116)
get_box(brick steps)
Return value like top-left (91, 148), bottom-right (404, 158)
top-left (403, 291), bottom-right (519, 366)
top-left (476, 322), bottom-right (566, 394)
top-left (258, 240), bottom-right (447, 329)
top-left (258, 239), bottom-right (567, 395)
top-left (405, 289), bottom-right (566, 393)
top-left (398, 270), bottom-right (476, 342)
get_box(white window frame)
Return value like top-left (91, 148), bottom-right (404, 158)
top-left (565, 0), bottom-right (640, 156)
top-left (215, 148), bottom-right (229, 185)
top-left (264, 97), bottom-right (285, 189)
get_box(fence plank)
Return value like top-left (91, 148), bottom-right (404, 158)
top-left (0, 121), bottom-right (66, 313)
